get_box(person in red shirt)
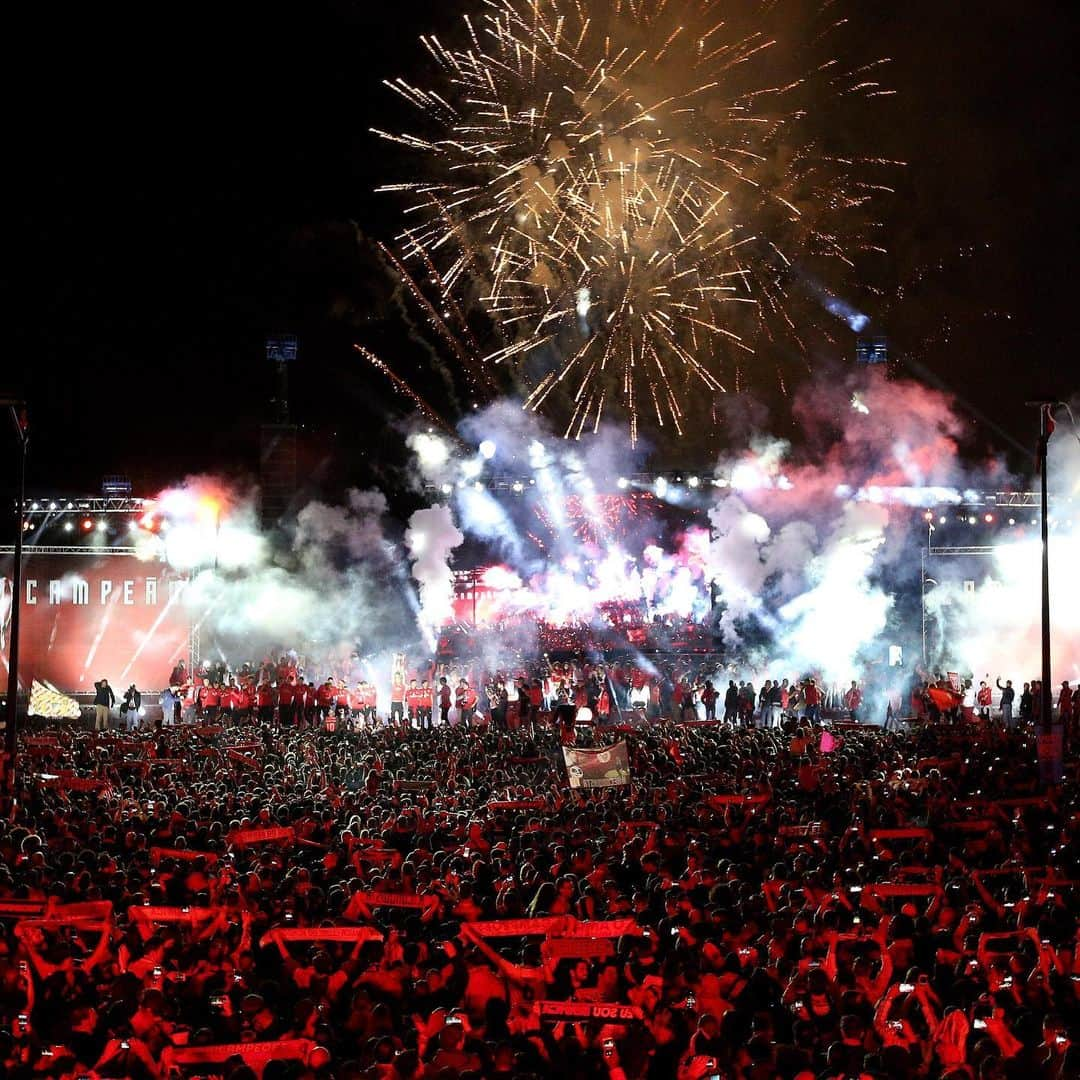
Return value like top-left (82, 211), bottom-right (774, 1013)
top-left (390, 675), bottom-right (406, 728)
top-left (316, 679), bottom-right (337, 727)
top-left (976, 680), bottom-right (993, 721)
top-left (347, 682), bottom-right (366, 730)
top-left (418, 680), bottom-right (434, 730)
top-left (278, 677), bottom-right (297, 727)
top-left (255, 681), bottom-right (275, 726)
top-left (843, 681), bottom-right (863, 723)
top-left (234, 683), bottom-right (252, 723)
top-left (700, 680), bottom-right (718, 722)
top-left (335, 681), bottom-right (351, 725)
top-left (438, 677), bottom-right (452, 727)
top-left (362, 681), bottom-right (378, 727)
top-left (455, 679), bottom-right (476, 726)
top-left (198, 682), bottom-right (221, 723)
top-left (404, 679), bottom-right (422, 729)
top-left (218, 681), bottom-right (238, 725)
top-left (803, 678), bottom-right (822, 724)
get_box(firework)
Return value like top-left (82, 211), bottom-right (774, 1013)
top-left (374, 0), bottom-right (894, 440)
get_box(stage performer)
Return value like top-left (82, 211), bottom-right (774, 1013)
top-left (255, 680), bottom-right (275, 726)
top-left (335, 680), bottom-right (351, 725)
top-left (405, 679), bottom-right (422, 728)
top-left (976, 680), bottom-right (993, 721)
top-left (197, 681), bottom-right (220, 723)
top-left (121, 684), bottom-right (141, 732)
top-left (996, 677), bottom-right (1015, 729)
top-left (361, 680), bottom-right (377, 727)
top-left (844, 681), bottom-right (863, 724)
top-left (390, 673), bottom-right (406, 728)
top-left (317, 678), bottom-right (337, 726)
top-left (455, 678), bottom-right (477, 726)
top-left (92, 678), bottom-right (115, 731)
top-left (803, 678), bottom-right (821, 725)
top-left (419, 678), bottom-right (434, 730)
top-left (278, 676), bottom-right (297, 727)
top-left (700, 680), bottom-right (718, 722)
top-left (438, 677), bottom-right (452, 727)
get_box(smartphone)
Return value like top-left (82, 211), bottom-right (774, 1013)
top-left (973, 1019), bottom-right (987, 1030)
top-left (670, 926), bottom-right (680, 937)
top-left (446, 1017), bottom-right (462, 1026)
top-left (153, 967), bottom-right (162, 979)
top-left (209, 995), bottom-right (225, 1008)
top-left (1057, 1036), bottom-right (1068, 1045)
top-left (889, 1021), bottom-right (903, 1033)
top-left (284, 912), bottom-right (295, 922)
top-left (121, 1040), bottom-right (131, 1050)
top-left (686, 993), bottom-right (696, 1009)
top-left (18, 961), bottom-right (27, 974)
top-left (849, 885), bottom-right (863, 894)
top-left (602, 1038), bottom-right (615, 1057)
top-left (899, 983), bottom-right (915, 993)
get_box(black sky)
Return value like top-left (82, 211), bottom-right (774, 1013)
top-left (6, 0), bottom-right (1078, 503)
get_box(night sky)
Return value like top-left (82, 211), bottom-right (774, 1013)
top-left (5, 0), bottom-right (1078, 509)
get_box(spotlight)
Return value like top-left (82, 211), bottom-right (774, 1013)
top-left (511, 481), bottom-right (524, 494)
top-left (80, 518), bottom-right (94, 532)
top-left (1031, 518), bottom-right (1037, 526)
top-left (617, 477), bottom-right (629, 490)
top-left (440, 483), bottom-right (452, 495)
top-left (984, 513), bottom-right (994, 523)
top-left (939, 516), bottom-right (946, 524)
top-left (968, 516), bottom-right (977, 525)
top-left (64, 521), bottom-right (74, 533)
top-left (924, 511), bottom-right (934, 522)
top-left (30, 502), bottom-right (40, 511)
top-left (1008, 518), bottom-right (1015, 526)
top-left (473, 481), bottom-right (483, 491)
top-left (654, 477), bottom-right (668, 497)
top-left (48, 502), bottom-right (57, 511)
top-left (688, 476), bottom-right (700, 489)
top-left (478, 439), bottom-right (497, 460)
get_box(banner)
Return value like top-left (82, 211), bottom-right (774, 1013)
top-left (150, 847), bottom-right (218, 866)
top-left (228, 826), bottom-right (294, 848)
top-left (260, 926), bottom-right (383, 948)
top-left (536, 1001), bottom-right (643, 1022)
top-left (1, 551), bottom-right (192, 693)
top-left (163, 1039), bottom-right (313, 1071)
top-left (487, 799), bottom-right (546, 811)
top-left (541, 937), bottom-right (615, 961)
top-left (130, 905), bottom-right (218, 925)
top-left (562, 742), bottom-right (630, 789)
top-left (356, 891), bottom-right (434, 910)
top-left (27, 680), bottom-right (81, 720)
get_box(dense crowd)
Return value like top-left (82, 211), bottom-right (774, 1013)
top-left (3, 703), bottom-right (1080, 1080)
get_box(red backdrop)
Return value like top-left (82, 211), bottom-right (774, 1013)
top-left (1, 551), bottom-right (191, 693)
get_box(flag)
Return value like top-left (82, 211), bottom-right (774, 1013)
top-left (820, 730), bottom-right (837, 753)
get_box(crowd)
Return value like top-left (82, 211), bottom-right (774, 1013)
top-left (3, 692), bottom-right (1080, 1080)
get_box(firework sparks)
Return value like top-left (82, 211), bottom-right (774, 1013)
top-left (374, 0), bottom-right (892, 439)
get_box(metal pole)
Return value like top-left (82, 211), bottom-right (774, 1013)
top-left (920, 546), bottom-right (927, 668)
top-left (1038, 409), bottom-right (1053, 733)
top-left (2, 404), bottom-right (27, 795)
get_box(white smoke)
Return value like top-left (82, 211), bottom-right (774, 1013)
top-left (405, 504), bottom-right (464, 648)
